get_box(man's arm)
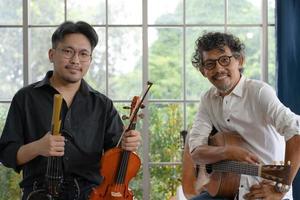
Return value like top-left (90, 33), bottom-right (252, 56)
top-left (285, 135), bottom-right (300, 184)
top-left (16, 132), bottom-right (65, 165)
top-left (191, 144), bottom-right (259, 165)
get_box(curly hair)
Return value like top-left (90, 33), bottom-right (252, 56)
top-left (191, 32), bottom-right (245, 71)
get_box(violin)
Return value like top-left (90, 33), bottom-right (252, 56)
top-left (89, 82), bottom-right (153, 200)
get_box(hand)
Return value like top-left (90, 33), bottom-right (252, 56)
top-left (36, 132), bottom-right (65, 157)
top-left (226, 145), bottom-right (260, 164)
top-left (243, 180), bottom-right (285, 200)
top-left (121, 130), bottom-right (141, 152)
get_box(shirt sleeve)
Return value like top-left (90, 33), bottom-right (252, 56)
top-left (258, 84), bottom-right (300, 141)
top-left (188, 94), bottom-right (214, 153)
top-left (0, 94), bottom-right (24, 172)
top-left (103, 100), bottom-right (124, 151)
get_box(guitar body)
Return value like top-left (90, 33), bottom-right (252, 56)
top-left (201, 132), bottom-right (245, 199)
top-left (181, 138), bottom-right (201, 199)
top-left (185, 131), bottom-right (290, 199)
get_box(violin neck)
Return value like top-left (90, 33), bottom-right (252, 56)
top-left (115, 150), bottom-right (131, 184)
top-left (128, 122), bottom-right (136, 130)
top-left (45, 156), bottom-right (63, 197)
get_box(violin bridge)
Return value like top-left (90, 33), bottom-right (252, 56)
top-left (111, 191), bottom-right (123, 197)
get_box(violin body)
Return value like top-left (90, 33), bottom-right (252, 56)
top-left (89, 147), bottom-right (141, 200)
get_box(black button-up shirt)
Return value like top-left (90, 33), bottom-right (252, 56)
top-left (0, 71), bottom-right (123, 187)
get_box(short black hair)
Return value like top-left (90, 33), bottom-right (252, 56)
top-left (191, 32), bottom-right (245, 71)
top-left (51, 21), bottom-right (98, 50)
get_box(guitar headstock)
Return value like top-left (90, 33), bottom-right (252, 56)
top-left (260, 162), bottom-right (291, 185)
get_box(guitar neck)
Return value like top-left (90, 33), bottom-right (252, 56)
top-left (210, 160), bottom-right (260, 177)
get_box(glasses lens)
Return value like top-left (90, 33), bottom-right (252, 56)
top-left (218, 56), bottom-right (231, 66)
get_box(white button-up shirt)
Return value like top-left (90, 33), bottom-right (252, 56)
top-left (189, 75), bottom-right (300, 200)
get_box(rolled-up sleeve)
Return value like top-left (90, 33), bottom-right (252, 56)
top-left (0, 95), bottom-right (24, 172)
top-left (258, 84), bottom-right (300, 141)
top-left (189, 95), bottom-right (213, 153)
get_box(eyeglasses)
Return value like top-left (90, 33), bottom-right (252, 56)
top-left (202, 55), bottom-right (234, 70)
top-left (56, 48), bottom-right (92, 62)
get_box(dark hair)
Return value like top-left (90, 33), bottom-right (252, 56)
top-left (191, 32), bottom-right (245, 71)
top-left (51, 21), bottom-right (98, 50)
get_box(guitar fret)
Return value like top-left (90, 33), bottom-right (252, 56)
top-left (212, 160), bottom-right (259, 176)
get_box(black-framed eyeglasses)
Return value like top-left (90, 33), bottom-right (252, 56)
top-left (56, 47), bottom-right (92, 62)
top-left (202, 55), bottom-right (234, 70)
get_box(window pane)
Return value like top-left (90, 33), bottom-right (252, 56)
top-left (148, 0), bottom-right (182, 25)
top-left (268, 27), bottom-right (275, 88)
top-left (187, 103), bottom-right (198, 130)
top-left (186, 27), bottom-right (224, 100)
top-left (108, 0), bottom-right (142, 25)
top-left (29, 0), bottom-right (64, 25)
top-left (108, 27), bottom-right (142, 100)
top-left (268, 0), bottom-right (275, 24)
top-left (29, 28), bottom-right (55, 83)
top-left (0, 28), bottom-right (23, 100)
top-left (85, 28), bottom-right (106, 94)
top-left (67, 0), bottom-right (105, 25)
top-left (228, 0), bottom-right (261, 24)
top-left (228, 27), bottom-right (261, 80)
top-left (0, 103), bottom-right (10, 134)
top-left (186, 0), bottom-right (224, 24)
top-left (150, 165), bottom-right (181, 199)
top-left (0, 0), bottom-right (22, 25)
top-left (149, 28), bottom-right (183, 100)
top-left (149, 103), bottom-right (183, 162)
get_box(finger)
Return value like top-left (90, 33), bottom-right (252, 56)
top-left (50, 151), bottom-right (64, 157)
top-left (249, 184), bottom-right (261, 191)
top-left (125, 130), bottom-right (139, 137)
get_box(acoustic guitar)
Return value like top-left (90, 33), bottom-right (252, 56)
top-left (182, 132), bottom-right (291, 199)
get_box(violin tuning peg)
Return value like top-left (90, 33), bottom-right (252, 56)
top-left (122, 115), bottom-right (129, 120)
top-left (123, 106), bottom-right (131, 109)
top-left (138, 113), bottom-right (144, 119)
top-left (140, 104), bottom-right (145, 109)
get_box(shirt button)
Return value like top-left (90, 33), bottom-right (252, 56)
top-left (227, 119), bottom-right (230, 122)
top-left (65, 157), bottom-right (69, 161)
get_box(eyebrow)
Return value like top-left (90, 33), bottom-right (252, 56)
top-left (62, 46), bottom-right (91, 53)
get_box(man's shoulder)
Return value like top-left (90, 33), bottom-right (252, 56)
top-left (243, 78), bottom-right (274, 93)
top-left (13, 81), bottom-right (42, 98)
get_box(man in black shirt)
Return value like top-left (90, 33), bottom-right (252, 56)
top-left (0, 21), bottom-right (141, 200)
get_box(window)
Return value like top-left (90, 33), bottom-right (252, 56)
top-left (0, 0), bottom-right (275, 199)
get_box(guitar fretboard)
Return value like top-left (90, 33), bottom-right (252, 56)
top-left (210, 160), bottom-right (259, 176)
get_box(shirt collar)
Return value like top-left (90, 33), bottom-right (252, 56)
top-left (34, 70), bottom-right (98, 95)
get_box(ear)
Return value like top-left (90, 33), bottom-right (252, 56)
top-left (48, 49), bottom-right (54, 63)
top-left (238, 54), bottom-right (245, 67)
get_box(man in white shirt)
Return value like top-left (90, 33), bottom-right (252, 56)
top-left (188, 32), bottom-right (300, 200)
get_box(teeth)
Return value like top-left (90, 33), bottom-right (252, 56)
top-left (215, 75), bottom-right (227, 80)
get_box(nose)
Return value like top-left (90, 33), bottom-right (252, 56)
top-left (70, 53), bottom-right (80, 64)
top-left (213, 61), bottom-right (225, 71)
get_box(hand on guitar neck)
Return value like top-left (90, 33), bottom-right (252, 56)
top-left (183, 132), bottom-right (291, 199)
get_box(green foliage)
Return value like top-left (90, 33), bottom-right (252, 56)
top-left (0, 166), bottom-right (22, 200)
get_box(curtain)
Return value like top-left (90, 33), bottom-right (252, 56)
top-left (276, 0), bottom-right (300, 199)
